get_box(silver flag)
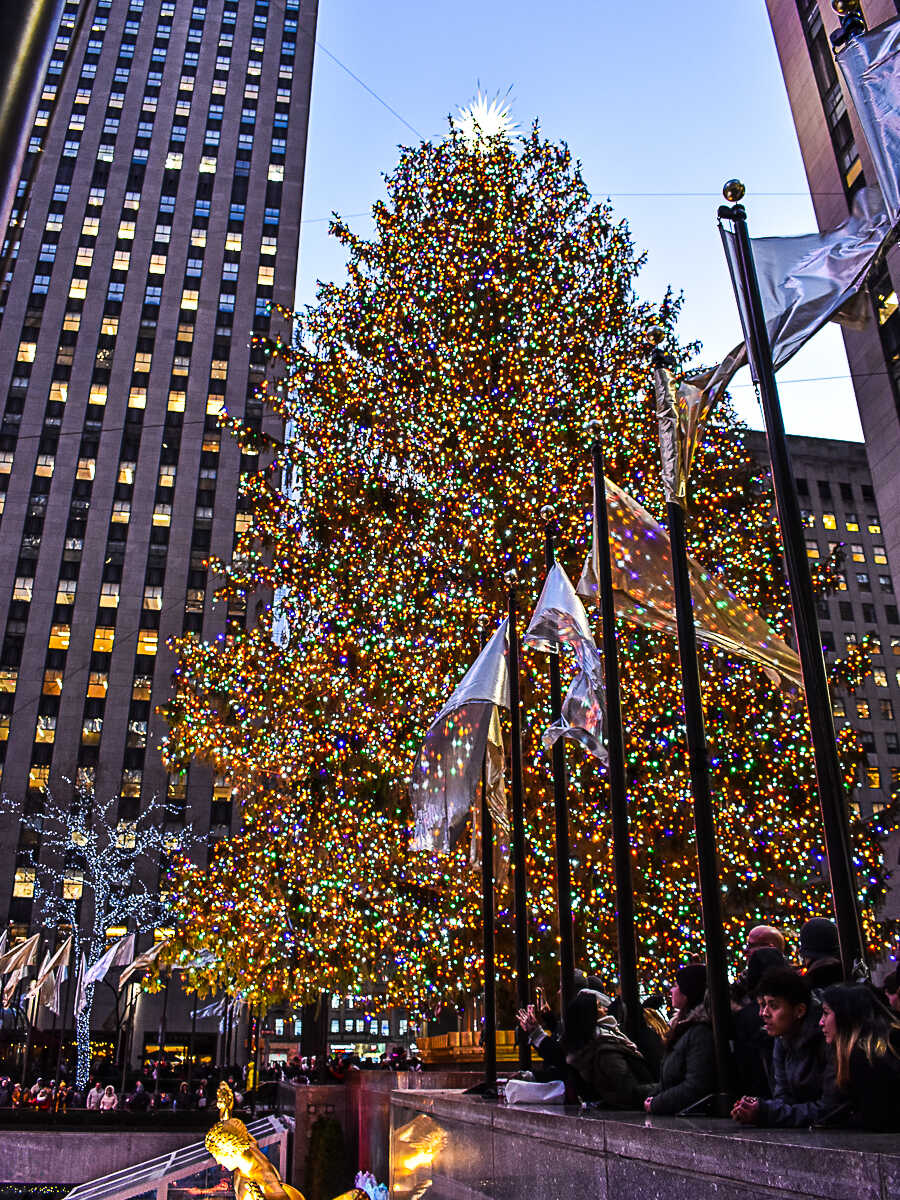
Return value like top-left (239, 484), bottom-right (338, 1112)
top-left (525, 564), bottom-right (607, 761)
top-left (722, 186), bottom-right (891, 375)
top-left (837, 17), bottom-right (900, 225)
top-left (410, 619), bottom-right (509, 853)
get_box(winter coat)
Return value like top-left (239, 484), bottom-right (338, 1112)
top-left (566, 1017), bottom-right (654, 1108)
top-left (817, 1033), bottom-right (900, 1131)
top-left (644, 1006), bottom-right (716, 1115)
top-left (756, 1002), bottom-right (827, 1128)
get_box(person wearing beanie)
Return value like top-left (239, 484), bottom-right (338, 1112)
top-left (562, 990), bottom-right (655, 1108)
top-left (799, 918), bottom-right (843, 990)
top-left (731, 966), bottom-right (828, 1128)
top-left (732, 947), bottom-right (788, 1097)
top-left (641, 964), bottom-right (715, 1115)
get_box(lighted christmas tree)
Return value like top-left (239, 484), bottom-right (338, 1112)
top-left (163, 103), bottom-right (889, 1009)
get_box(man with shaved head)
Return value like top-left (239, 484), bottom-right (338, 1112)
top-left (745, 925), bottom-right (786, 964)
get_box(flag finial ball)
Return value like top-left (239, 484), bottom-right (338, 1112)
top-left (647, 326), bottom-right (666, 346)
top-left (722, 179), bottom-right (746, 203)
top-left (832, 1), bottom-right (861, 15)
top-left (587, 418), bottom-right (603, 432)
top-left (503, 568), bottom-right (518, 584)
top-left (540, 504), bottom-right (555, 521)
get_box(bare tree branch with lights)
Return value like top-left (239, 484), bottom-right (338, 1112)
top-left (0, 787), bottom-right (200, 1087)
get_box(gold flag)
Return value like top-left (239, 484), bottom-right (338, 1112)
top-left (577, 478), bottom-right (802, 689)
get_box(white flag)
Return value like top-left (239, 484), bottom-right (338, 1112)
top-left (3, 966), bottom-right (26, 1006)
top-left (409, 619), bottom-right (509, 853)
top-left (0, 932), bottom-right (40, 976)
top-left (837, 18), bottom-right (900, 225)
top-left (75, 934), bottom-right (134, 1014)
top-left (74, 952), bottom-right (87, 1018)
top-left (48, 961), bottom-right (68, 1017)
top-left (118, 938), bottom-right (169, 990)
top-left (25, 936), bottom-right (72, 1002)
top-left (195, 995), bottom-right (227, 1020)
top-left (111, 933), bottom-right (135, 968)
top-left (525, 563), bottom-right (607, 761)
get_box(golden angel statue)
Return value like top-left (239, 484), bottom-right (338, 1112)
top-left (205, 1082), bottom-right (365, 1200)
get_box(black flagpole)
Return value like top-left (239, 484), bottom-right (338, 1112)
top-left (478, 624), bottom-right (498, 1095)
top-left (718, 180), bottom-right (866, 977)
top-left (540, 506), bottom-right (577, 1019)
top-left (505, 570), bottom-right (531, 1069)
top-left (649, 350), bottom-right (733, 1107)
top-left (587, 424), bottom-right (641, 1043)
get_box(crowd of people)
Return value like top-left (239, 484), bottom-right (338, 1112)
top-left (0, 1043), bottom-right (421, 1116)
top-left (0, 1058), bottom-right (255, 1115)
top-left (515, 916), bottom-right (900, 1131)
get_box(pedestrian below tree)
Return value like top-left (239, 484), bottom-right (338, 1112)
top-left (99, 1084), bottom-right (118, 1112)
top-left (128, 1080), bottom-right (150, 1112)
top-left (561, 989), bottom-right (654, 1107)
top-left (0, 1076), bottom-right (10, 1107)
top-left (86, 1080), bottom-right (104, 1111)
top-left (731, 967), bottom-right (826, 1127)
top-left (642, 964), bottom-right (715, 1116)
top-left (516, 970), bottom-right (588, 1076)
top-left (799, 918), bottom-right (843, 990)
top-left (732, 947), bottom-right (787, 1097)
top-left (744, 925), bottom-right (786, 963)
top-left (881, 970), bottom-right (900, 1016)
top-left (817, 983), bottom-right (900, 1131)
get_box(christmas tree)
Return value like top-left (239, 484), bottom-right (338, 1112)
top-left (163, 106), bottom-right (887, 1009)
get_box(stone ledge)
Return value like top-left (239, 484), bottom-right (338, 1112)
top-left (389, 1088), bottom-right (900, 1200)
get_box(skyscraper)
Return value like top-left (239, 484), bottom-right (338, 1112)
top-left (746, 430), bottom-right (900, 832)
top-left (0, 0), bottom-right (318, 937)
top-left (765, 0), bottom-right (900, 594)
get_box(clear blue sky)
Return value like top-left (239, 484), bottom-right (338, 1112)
top-left (295, 0), bottom-right (863, 442)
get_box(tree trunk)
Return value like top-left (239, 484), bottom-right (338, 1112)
top-left (300, 993), bottom-right (329, 1079)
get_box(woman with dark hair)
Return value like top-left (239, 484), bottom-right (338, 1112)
top-left (562, 989), bottom-right (654, 1108)
top-left (818, 984), bottom-right (900, 1131)
top-left (642, 964), bottom-right (715, 1115)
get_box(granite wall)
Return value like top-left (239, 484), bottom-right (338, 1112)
top-left (389, 1089), bottom-right (900, 1200)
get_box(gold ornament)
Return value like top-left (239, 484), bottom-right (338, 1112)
top-left (205, 1083), bottom-right (366, 1200)
top-left (722, 179), bottom-right (746, 203)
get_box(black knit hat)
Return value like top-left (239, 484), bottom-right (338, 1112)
top-left (675, 963), bottom-right (707, 1009)
top-left (745, 946), bottom-right (788, 993)
top-left (799, 917), bottom-right (839, 962)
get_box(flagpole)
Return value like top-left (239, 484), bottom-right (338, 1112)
top-left (587, 426), bottom-right (642, 1043)
top-left (718, 181), bottom-right (867, 977)
top-left (20, 987), bottom-right (36, 1087)
top-left (54, 953), bottom-right (75, 1090)
top-left (156, 971), bottom-right (170, 1091)
top-left (648, 352), bottom-right (733, 1107)
top-left (187, 989), bottom-right (198, 1089)
top-left (505, 571), bottom-right (531, 1069)
top-left (540, 506), bottom-right (577, 1019)
top-left (476, 622), bottom-right (498, 1095)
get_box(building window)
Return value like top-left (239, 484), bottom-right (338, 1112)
top-left (13, 867), bottom-right (36, 898)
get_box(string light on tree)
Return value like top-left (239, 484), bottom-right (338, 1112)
top-left (161, 107), bottom-right (891, 1011)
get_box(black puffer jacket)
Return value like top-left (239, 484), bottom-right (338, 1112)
top-left (566, 1017), bottom-right (655, 1108)
top-left (756, 1002), bottom-right (827, 1128)
top-left (643, 1007), bottom-right (716, 1115)
top-left (817, 1032), bottom-right (900, 1131)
